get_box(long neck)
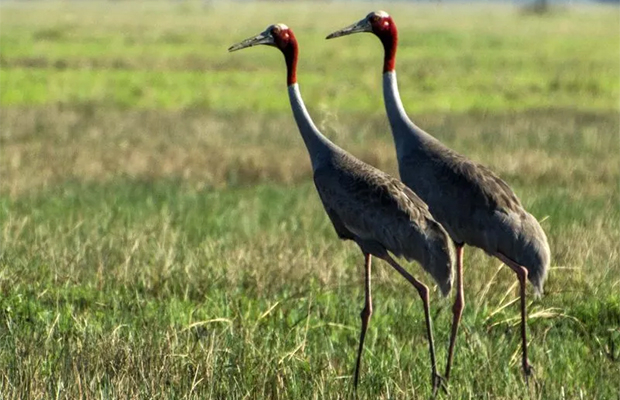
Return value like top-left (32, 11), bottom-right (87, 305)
top-left (288, 84), bottom-right (335, 169)
top-left (282, 37), bottom-right (336, 168)
top-left (383, 71), bottom-right (411, 131)
top-left (382, 71), bottom-right (434, 156)
top-left (284, 43), bottom-right (297, 86)
top-left (380, 26), bottom-right (397, 73)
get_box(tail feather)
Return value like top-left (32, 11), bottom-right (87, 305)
top-left (499, 234), bottom-right (550, 298)
top-left (423, 229), bottom-right (456, 297)
top-left (497, 211), bottom-right (551, 297)
top-left (521, 224), bottom-right (551, 297)
top-left (526, 244), bottom-right (550, 297)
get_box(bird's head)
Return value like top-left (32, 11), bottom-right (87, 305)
top-left (326, 11), bottom-right (398, 73)
top-left (326, 11), bottom-right (395, 41)
top-left (228, 23), bottom-right (299, 86)
top-left (228, 23), bottom-right (297, 54)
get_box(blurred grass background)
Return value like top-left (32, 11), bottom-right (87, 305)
top-left (0, 1), bottom-right (619, 399)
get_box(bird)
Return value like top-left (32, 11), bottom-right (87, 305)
top-left (327, 11), bottom-right (551, 385)
top-left (229, 23), bottom-right (456, 391)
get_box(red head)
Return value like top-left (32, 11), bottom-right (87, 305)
top-left (326, 11), bottom-right (398, 73)
top-left (229, 24), bottom-right (299, 86)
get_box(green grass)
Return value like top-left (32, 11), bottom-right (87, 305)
top-left (1, 2), bottom-right (618, 112)
top-left (0, 1), bottom-right (619, 399)
top-left (1, 179), bottom-right (618, 398)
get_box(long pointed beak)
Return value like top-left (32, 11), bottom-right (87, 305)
top-left (326, 19), bottom-right (371, 40)
top-left (228, 31), bottom-right (274, 52)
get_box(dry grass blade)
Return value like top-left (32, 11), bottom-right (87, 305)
top-left (183, 319), bottom-right (234, 332)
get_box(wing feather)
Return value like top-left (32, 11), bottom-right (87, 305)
top-left (313, 153), bottom-right (433, 258)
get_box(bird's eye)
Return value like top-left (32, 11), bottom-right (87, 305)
top-left (371, 15), bottom-right (380, 23)
top-left (272, 26), bottom-right (281, 35)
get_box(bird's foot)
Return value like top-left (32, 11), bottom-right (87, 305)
top-left (522, 361), bottom-right (534, 387)
top-left (522, 362), bottom-right (541, 398)
top-left (431, 373), bottom-right (448, 398)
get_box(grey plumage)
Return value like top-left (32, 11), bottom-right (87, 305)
top-left (374, 26), bottom-right (550, 297)
top-left (314, 149), bottom-right (455, 295)
top-left (396, 126), bottom-right (550, 293)
top-left (229, 24), bottom-right (455, 391)
top-left (286, 81), bottom-right (455, 294)
top-left (326, 10), bottom-right (551, 386)
top-left (291, 71), bottom-right (455, 394)
top-left (382, 41), bottom-right (550, 384)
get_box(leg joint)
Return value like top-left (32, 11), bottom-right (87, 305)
top-left (360, 306), bottom-right (373, 319)
top-left (416, 284), bottom-right (429, 301)
top-left (452, 294), bottom-right (465, 314)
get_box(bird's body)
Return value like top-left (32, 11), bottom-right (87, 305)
top-left (312, 145), bottom-right (455, 294)
top-left (287, 83), bottom-right (454, 288)
top-left (327, 11), bottom-right (550, 385)
top-left (230, 23), bottom-right (455, 391)
top-left (398, 138), bottom-right (550, 287)
top-left (383, 72), bottom-right (550, 291)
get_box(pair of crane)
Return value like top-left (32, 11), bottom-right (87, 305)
top-left (229, 10), bottom-right (550, 394)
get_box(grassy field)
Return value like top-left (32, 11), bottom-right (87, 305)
top-left (1, 1), bottom-right (619, 399)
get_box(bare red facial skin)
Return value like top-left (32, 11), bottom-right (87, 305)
top-left (272, 27), bottom-right (299, 86)
top-left (370, 16), bottom-right (398, 73)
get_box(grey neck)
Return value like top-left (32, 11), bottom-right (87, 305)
top-left (288, 84), bottom-right (336, 169)
top-left (382, 71), bottom-right (435, 157)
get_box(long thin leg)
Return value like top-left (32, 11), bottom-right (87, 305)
top-left (382, 254), bottom-right (441, 391)
top-left (354, 253), bottom-right (373, 389)
top-left (497, 253), bottom-right (532, 383)
top-left (445, 244), bottom-right (465, 381)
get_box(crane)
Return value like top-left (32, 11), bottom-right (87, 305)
top-left (229, 23), bottom-right (456, 391)
top-left (327, 11), bottom-right (551, 385)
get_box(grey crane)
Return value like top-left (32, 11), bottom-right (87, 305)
top-left (327, 11), bottom-right (551, 384)
top-left (229, 23), bottom-right (456, 391)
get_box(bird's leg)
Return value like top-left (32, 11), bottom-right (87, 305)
top-left (382, 254), bottom-right (442, 393)
top-left (354, 253), bottom-right (373, 389)
top-left (515, 265), bottom-right (532, 383)
top-left (444, 244), bottom-right (465, 382)
top-left (498, 254), bottom-right (532, 384)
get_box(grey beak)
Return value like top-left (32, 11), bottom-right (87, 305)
top-left (228, 31), bottom-right (274, 52)
top-left (326, 19), bottom-right (372, 40)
